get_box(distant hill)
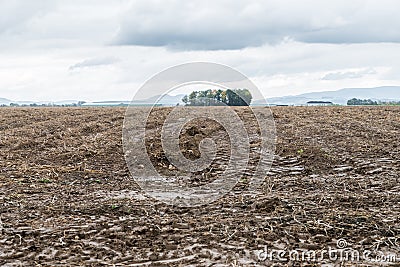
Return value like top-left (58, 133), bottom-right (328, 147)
top-left (262, 86), bottom-right (400, 105)
top-left (53, 100), bottom-right (81, 105)
top-left (134, 94), bottom-right (186, 105)
top-left (83, 94), bottom-right (186, 106)
top-left (0, 97), bottom-right (11, 105)
top-left (82, 101), bottom-right (130, 106)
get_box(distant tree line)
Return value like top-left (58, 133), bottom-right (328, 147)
top-left (182, 89), bottom-right (252, 106)
top-left (378, 100), bottom-right (400, 105)
top-left (347, 98), bottom-right (400, 106)
top-left (3, 101), bottom-right (86, 107)
top-left (347, 98), bottom-right (378, 105)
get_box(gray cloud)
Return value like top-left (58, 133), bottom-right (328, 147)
top-left (322, 68), bottom-right (377, 80)
top-left (1, 1), bottom-right (400, 51)
top-left (0, 0), bottom-right (121, 49)
top-left (69, 57), bottom-right (119, 70)
top-left (114, 0), bottom-right (400, 50)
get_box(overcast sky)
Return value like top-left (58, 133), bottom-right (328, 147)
top-left (1, 0), bottom-right (400, 101)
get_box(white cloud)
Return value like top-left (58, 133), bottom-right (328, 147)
top-left (69, 57), bottom-right (119, 70)
top-left (321, 68), bottom-right (377, 80)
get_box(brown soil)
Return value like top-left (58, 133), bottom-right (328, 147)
top-left (0, 106), bottom-right (400, 266)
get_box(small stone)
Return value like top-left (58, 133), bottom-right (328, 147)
top-left (168, 164), bottom-right (176, 170)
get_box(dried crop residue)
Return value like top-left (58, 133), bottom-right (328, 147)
top-left (0, 106), bottom-right (399, 266)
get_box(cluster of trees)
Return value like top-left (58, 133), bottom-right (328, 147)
top-left (379, 100), bottom-right (400, 105)
top-left (347, 98), bottom-right (400, 106)
top-left (182, 89), bottom-right (252, 106)
top-left (347, 98), bottom-right (378, 105)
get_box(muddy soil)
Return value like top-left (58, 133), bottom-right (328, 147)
top-left (0, 106), bottom-right (400, 266)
